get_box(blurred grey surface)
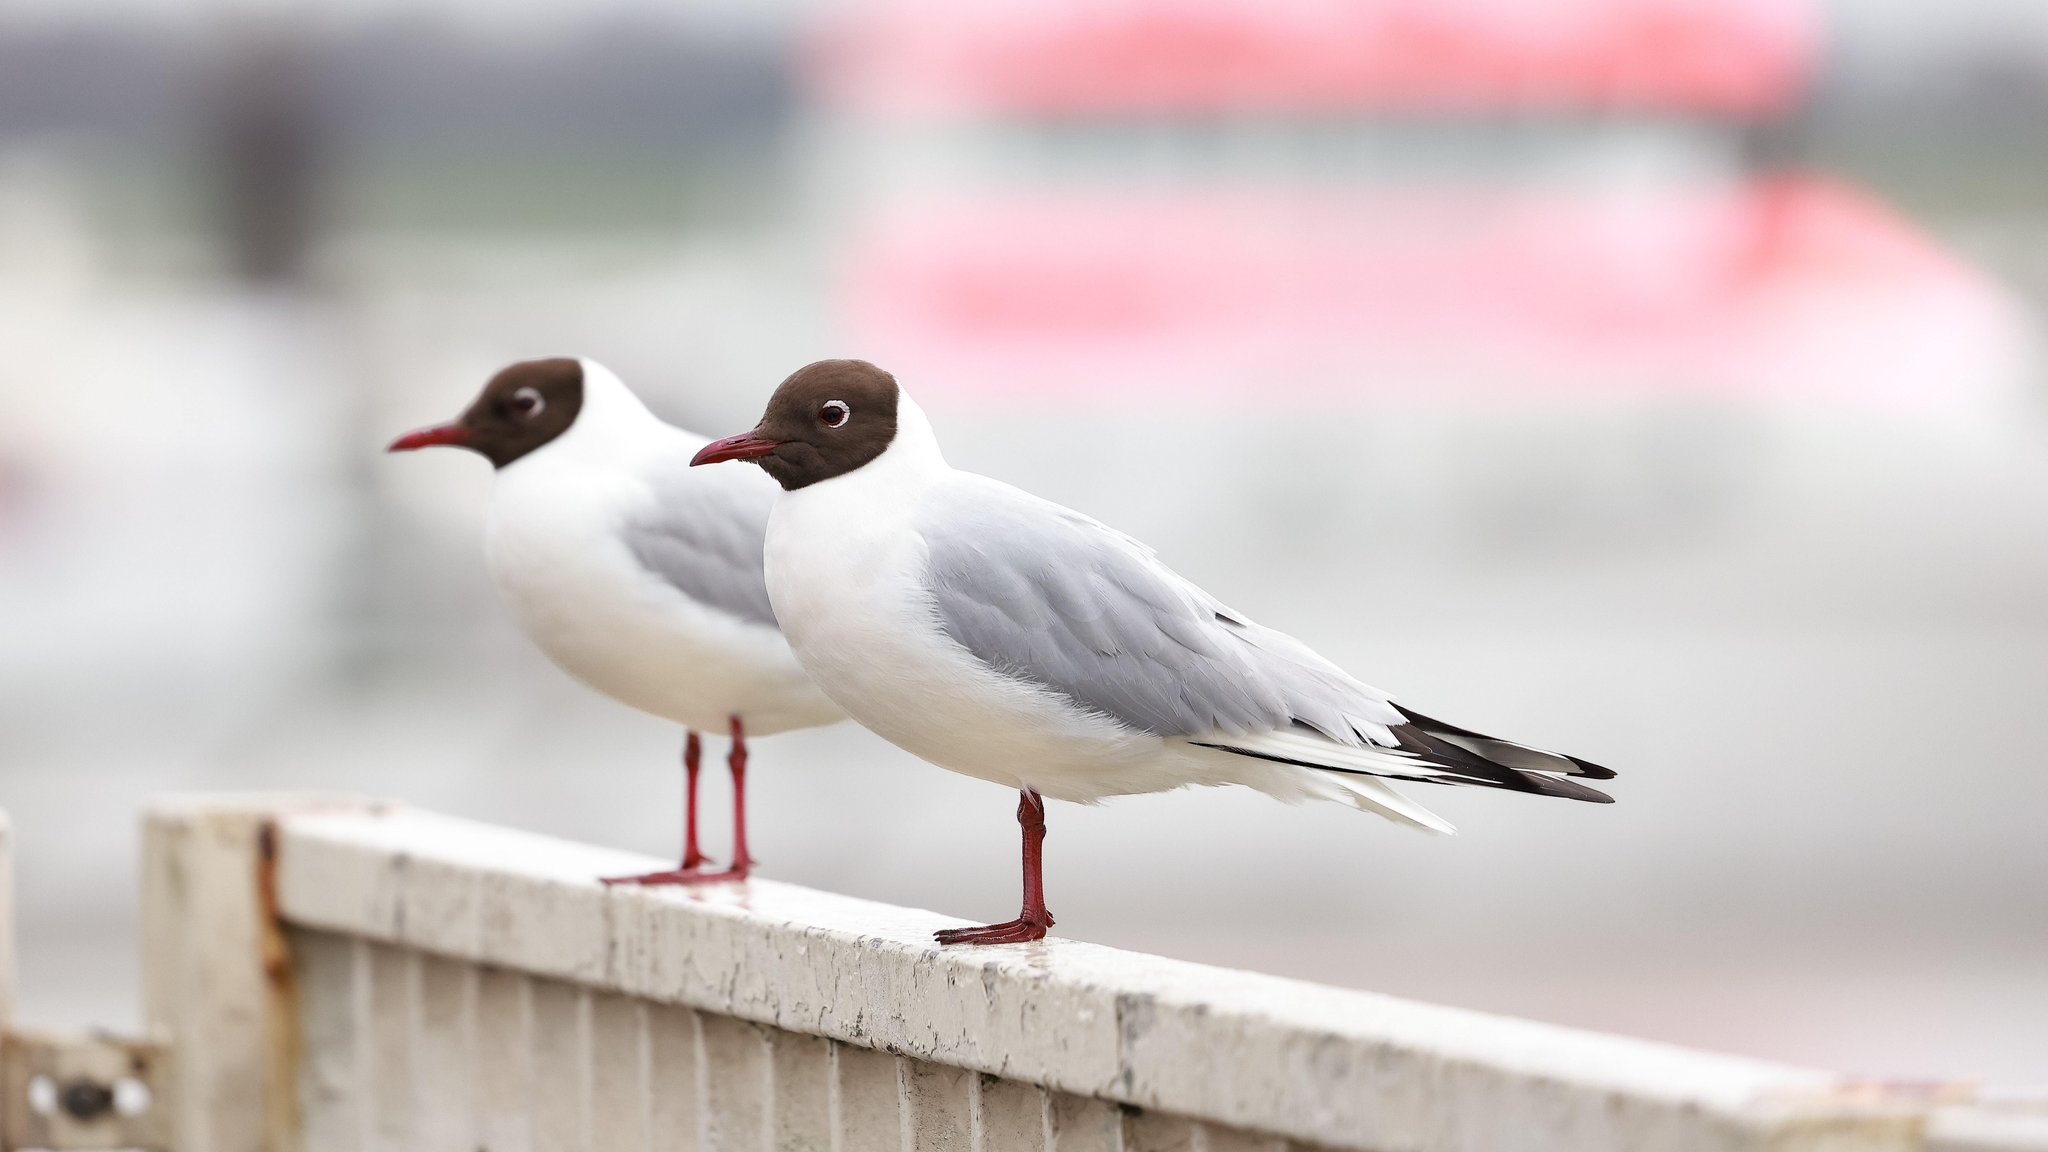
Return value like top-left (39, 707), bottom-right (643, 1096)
top-left (3, 0), bottom-right (2047, 1085)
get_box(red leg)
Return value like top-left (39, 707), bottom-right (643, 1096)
top-left (602, 730), bottom-right (716, 886)
top-left (935, 790), bottom-right (1054, 945)
top-left (682, 730), bottom-right (707, 869)
top-left (614, 715), bottom-right (754, 887)
top-left (717, 714), bottom-right (755, 877)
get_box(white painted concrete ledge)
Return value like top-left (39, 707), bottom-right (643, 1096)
top-left (231, 800), bottom-right (2028, 1152)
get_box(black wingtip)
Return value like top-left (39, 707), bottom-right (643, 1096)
top-left (1529, 775), bottom-right (1616, 803)
top-left (1394, 705), bottom-right (1617, 782)
top-left (1565, 756), bottom-right (1617, 780)
top-left (1383, 723), bottom-right (1616, 803)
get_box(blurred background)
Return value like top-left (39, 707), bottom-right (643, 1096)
top-left (4, 0), bottom-right (2047, 1083)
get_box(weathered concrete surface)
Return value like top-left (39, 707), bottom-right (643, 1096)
top-left (141, 795), bottom-right (326, 1152)
top-left (258, 801), bottom-right (1970, 1152)
top-left (139, 793), bottom-right (376, 1152)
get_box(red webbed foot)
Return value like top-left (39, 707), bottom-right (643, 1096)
top-left (933, 913), bottom-right (1052, 946)
top-left (600, 862), bottom-right (749, 887)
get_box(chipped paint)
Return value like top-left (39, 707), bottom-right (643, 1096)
top-left (256, 821), bottom-right (303, 1152)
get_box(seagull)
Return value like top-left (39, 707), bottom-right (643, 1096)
top-left (388, 357), bottom-right (843, 885)
top-left (692, 359), bottom-right (1615, 944)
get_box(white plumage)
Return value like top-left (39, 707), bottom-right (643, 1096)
top-left (391, 357), bottom-right (842, 886)
top-left (762, 393), bottom-right (1474, 832)
top-left (697, 359), bottom-right (1610, 942)
top-left (485, 362), bottom-right (839, 736)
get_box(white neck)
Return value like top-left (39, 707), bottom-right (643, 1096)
top-left (880, 392), bottom-right (948, 475)
top-left (821, 389), bottom-right (948, 496)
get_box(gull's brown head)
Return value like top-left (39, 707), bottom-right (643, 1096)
top-left (387, 358), bottom-right (586, 469)
top-left (691, 359), bottom-right (900, 491)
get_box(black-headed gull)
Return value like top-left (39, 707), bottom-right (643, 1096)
top-left (694, 359), bottom-right (1614, 944)
top-left (389, 357), bottom-right (842, 884)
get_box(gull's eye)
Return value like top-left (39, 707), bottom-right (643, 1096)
top-left (819, 400), bottom-right (850, 428)
top-left (511, 387), bottom-right (545, 418)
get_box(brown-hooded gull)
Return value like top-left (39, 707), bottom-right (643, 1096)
top-left (389, 358), bottom-right (843, 885)
top-left (692, 358), bottom-right (1615, 945)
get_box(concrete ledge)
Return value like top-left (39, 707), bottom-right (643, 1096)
top-left (253, 800), bottom-right (1987, 1152)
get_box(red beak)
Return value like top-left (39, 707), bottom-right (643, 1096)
top-left (387, 422), bottom-right (471, 452)
top-left (691, 433), bottom-right (781, 466)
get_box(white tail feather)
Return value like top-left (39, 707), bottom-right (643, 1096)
top-left (1321, 771), bottom-right (1457, 834)
top-left (1226, 727), bottom-right (1472, 782)
top-left (1190, 727), bottom-right (1459, 833)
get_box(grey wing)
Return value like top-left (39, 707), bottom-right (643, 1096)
top-left (921, 481), bottom-right (1613, 802)
top-left (920, 483), bottom-right (1403, 743)
top-left (625, 458), bottom-right (779, 629)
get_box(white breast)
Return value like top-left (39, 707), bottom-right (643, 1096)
top-left (484, 425), bottom-right (839, 737)
top-left (762, 440), bottom-right (1202, 802)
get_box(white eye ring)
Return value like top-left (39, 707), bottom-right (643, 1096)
top-left (512, 386), bottom-right (545, 416)
top-left (820, 399), bottom-right (850, 428)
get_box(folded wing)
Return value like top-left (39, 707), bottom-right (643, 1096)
top-left (921, 480), bottom-right (1613, 815)
top-left (627, 455), bottom-right (781, 629)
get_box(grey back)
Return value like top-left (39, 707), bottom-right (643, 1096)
top-left (922, 480), bottom-right (1402, 743)
top-left (626, 457), bottom-right (780, 629)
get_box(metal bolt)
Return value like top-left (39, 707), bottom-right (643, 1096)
top-left (59, 1078), bottom-right (115, 1121)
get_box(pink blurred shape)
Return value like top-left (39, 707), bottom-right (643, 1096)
top-left (812, 0), bottom-right (1819, 117)
top-left (842, 178), bottom-right (2019, 408)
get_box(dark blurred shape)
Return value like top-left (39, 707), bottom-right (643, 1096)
top-left (206, 26), bottom-right (325, 283)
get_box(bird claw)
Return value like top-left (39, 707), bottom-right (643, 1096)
top-left (600, 864), bottom-right (750, 887)
top-left (933, 915), bottom-right (1053, 946)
